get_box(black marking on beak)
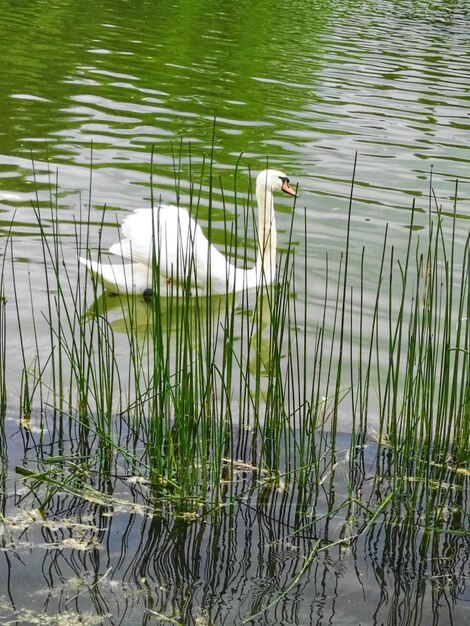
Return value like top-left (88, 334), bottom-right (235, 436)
top-left (280, 176), bottom-right (298, 198)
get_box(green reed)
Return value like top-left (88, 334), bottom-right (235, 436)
top-left (3, 152), bottom-right (469, 525)
top-left (360, 188), bottom-right (470, 527)
top-left (0, 232), bottom-right (7, 420)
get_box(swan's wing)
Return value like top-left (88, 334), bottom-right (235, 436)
top-left (157, 208), bottom-right (238, 291)
top-left (109, 205), bottom-right (220, 288)
top-left (109, 208), bottom-right (157, 263)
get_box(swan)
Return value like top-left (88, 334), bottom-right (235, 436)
top-left (79, 168), bottom-right (297, 296)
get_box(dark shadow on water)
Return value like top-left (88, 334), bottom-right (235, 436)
top-left (0, 411), bottom-right (468, 626)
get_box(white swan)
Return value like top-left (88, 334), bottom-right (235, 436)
top-left (79, 169), bottom-right (296, 296)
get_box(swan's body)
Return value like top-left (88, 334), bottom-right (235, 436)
top-left (79, 169), bottom-right (296, 296)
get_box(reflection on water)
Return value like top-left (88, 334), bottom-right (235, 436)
top-left (88, 287), bottom-right (273, 378)
top-left (1, 417), bottom-right (468, 625)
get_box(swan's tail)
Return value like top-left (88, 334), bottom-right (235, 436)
top-left (78, 257), bottom-right (151, 295)
top-left (109, 239), bottom-right (133, 259)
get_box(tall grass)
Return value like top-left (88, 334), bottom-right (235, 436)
top-left (2, 153), bottom-right (469, 528)
top-left (0, 237), bottom-right (6, 421)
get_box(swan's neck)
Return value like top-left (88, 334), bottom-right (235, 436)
top-left (255, 183), bottom-right (277, 286)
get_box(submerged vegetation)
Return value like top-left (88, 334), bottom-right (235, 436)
top-left (0, 153), bottom-right (469, 622)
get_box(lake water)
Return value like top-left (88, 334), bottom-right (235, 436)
top-left (1, 1), bottom-right (469, 624)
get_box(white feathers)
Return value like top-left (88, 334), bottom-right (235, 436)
top-left (79, 168), bottom-right (295, 296)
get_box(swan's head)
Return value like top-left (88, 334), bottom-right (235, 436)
top-left (257, 169), bottom-right (297, 198)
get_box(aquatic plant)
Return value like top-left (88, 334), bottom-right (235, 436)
top-left (2, 151), bottom-right (468, 534)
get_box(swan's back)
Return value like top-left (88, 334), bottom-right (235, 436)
top-left (109, 204), bottom-right (235, 293)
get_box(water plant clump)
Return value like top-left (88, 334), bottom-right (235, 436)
top-left (1, 153), bottom-right (468, 534)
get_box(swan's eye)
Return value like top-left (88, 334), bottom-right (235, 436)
top-left (279, 176), bottom-right (290, 184)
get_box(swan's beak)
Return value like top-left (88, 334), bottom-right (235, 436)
top-left (281, 179), bottom-right (298, 198)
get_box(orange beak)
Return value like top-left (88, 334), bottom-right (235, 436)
top-left (281, 179), bottom-right (298, 197)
